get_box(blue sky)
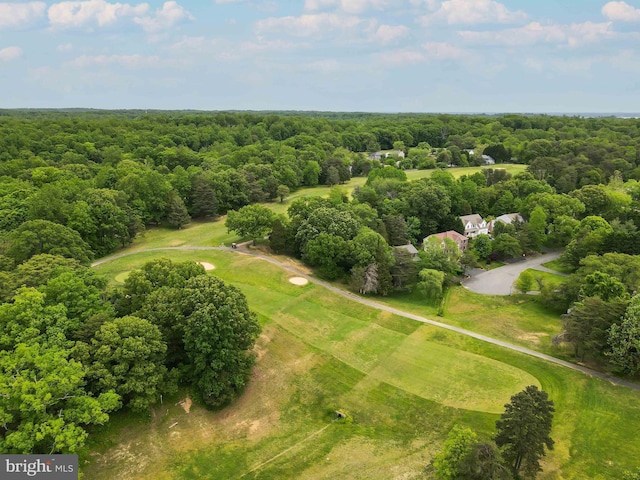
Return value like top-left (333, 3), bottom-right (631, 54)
top-left (1, 0), bottom-right (639, 112)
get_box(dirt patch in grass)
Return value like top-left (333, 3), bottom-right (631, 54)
top-left (178, 397), bottom-right (192, 414)
top-left (516, 332), bottom-right (548, 345)
top-left (199, 261), bottom-right (216, 271)
top-left (289, 277), bottom-right (309, 286)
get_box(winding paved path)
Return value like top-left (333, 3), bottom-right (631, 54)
top-left (462, 251), bottom-right (566, 295)
top-left (92, 245), bottom-right (640, 392)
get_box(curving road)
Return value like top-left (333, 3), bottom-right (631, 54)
top-left (92, 245), bottom-right (640, 392)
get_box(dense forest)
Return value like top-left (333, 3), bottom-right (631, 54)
top-left (1, 111), bottom-right (640, 456)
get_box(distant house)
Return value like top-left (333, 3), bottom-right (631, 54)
top-left (368, 150), bottom-right (405, 161)
top-left (489, 213), bottom-right (524, 233)
top-left (482, 154), bottom-right (496, 165)
top-left (459, 214), bottom-right (489, 237)
top-left (424, 231), bottom-right (469, 251)
top-left (393, 243), bottom-right (419, 260)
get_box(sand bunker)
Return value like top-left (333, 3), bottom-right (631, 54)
top-left (289, 277), bottom-right (309, 286)
top-left (199, 262), bottom-right (216, 271)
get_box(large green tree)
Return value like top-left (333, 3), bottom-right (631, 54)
top-left (181, 276), bottom-right (261, 407)
top-left (0, 342), bottom-right (120, 454)
top-left (166, 192), bottom-right (191, 229)
top-left (90, 316), bottom-right (169, 412)
top-left (433, 426), bottom-right (478, 480)
top-left (4, 220), bottom-right (92, 264)
top-left (226, 204), bottom-right (276, 245)
top-left (495, 385), bottom-right (554, 479)
top-left (562, 297), bottom-right (628, 362)
top-left (608, 294), bottom-right (640, 375)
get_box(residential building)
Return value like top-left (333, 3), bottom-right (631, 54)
top-left (459, 214), bottom-right (489, 237)
top-left (489, 213), bottom-right (524, 233)
top-left (393, 243), bottom-right (420, 260)
top-left (424, 231), bottom-right (469, 251)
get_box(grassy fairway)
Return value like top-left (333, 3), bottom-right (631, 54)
top-left (88, 249), bottom-right (640, 480)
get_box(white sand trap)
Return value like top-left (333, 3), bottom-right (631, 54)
top-left (289, 277), bottom-right (309, 286)
top-left (199, 262), bottom-right (216, 271)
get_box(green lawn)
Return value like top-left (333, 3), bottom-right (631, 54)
top-left (542, 259), bottom-right (575, 275)
top-left (87, 249), bottom-right (640, 480)
top-left (524, 268), bottom-right (569, 289)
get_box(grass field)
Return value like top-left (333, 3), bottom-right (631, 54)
top-left (521, 269), bottom-right (569, 289)
top-left (88, 249), bottom-right (640, 480)
top-left (542, 259), bottom-right (575, 275)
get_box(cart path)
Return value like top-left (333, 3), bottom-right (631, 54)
top-left (92, 245), bottom-right (640, 392)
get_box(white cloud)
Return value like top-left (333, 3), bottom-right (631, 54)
top-left (0, 2), bottom-right (46, 29)
top-left (304, 0), bottom-right (390, 13)
top-left (422, 40), bottom-right (466, 58)
top-left (57, 43), bottom-right (74, 51)
top-left (48, 0), bottom-right (149, 29)
top-left (239, 39), bottom-right (307, 52)
top-left (133, 1), bottom-right (193, 33)
top-left (375, 41), bottom-right (466, 65)
top-left (420, 0), bottom-right (527, 25)
top-left (522, 57), bottom-right (543, 72)
top-left (374, 24), bottom-right (408, 44)
top-left (256, 13), bottom-right (365, 36)
top-left (65, 53), bottom-right (183, 68)
top-left (458, 21), bottom-right (614, 47)
top-left (305, 58), bottom-right (343, 73)
top-left (168, 35), bottom-right (307, 63)
top-left (0, 46), bottom-right (23, 61)
top-left (602, 1), bottom-right (640, 22)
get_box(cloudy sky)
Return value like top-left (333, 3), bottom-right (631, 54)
top-left (1, 0), bottom-right (640, 112)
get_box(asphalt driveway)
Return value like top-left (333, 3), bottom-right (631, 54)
top-left (462, 251), bottom-right (564, 295)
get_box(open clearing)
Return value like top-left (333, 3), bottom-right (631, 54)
top-left (89, 248), bottom-right (640, 480)
top-left (114, 271), bottom-right (130, 283)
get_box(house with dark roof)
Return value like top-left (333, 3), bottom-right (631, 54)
top-left (393, 243), bottom-right (420, 260)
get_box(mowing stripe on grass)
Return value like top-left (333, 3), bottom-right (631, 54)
top-left (92, 245), bottom-right (640, 392)
top-left (240, 424), bottom-right (331, 478)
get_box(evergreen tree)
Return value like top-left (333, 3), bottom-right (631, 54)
top-left (495, 385), bottom-right (554, 479)
top-left (166, 192), bottom-right (190, 229)
top-left (190, 177), bottom-right (217, 218)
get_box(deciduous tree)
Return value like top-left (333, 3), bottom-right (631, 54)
top-left (90, 316), bottom-right (169, 412)
top-left (226, 204), bottom-right (276, 244)
top-left (608, 294), bottom-right (640, 375)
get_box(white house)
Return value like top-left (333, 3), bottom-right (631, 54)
top-left (459, 214), bottom-right (489, 237)
top-left (489, 213), bottom-right (524, 233)
top-left (368, 150), bottom-right (405, 161)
